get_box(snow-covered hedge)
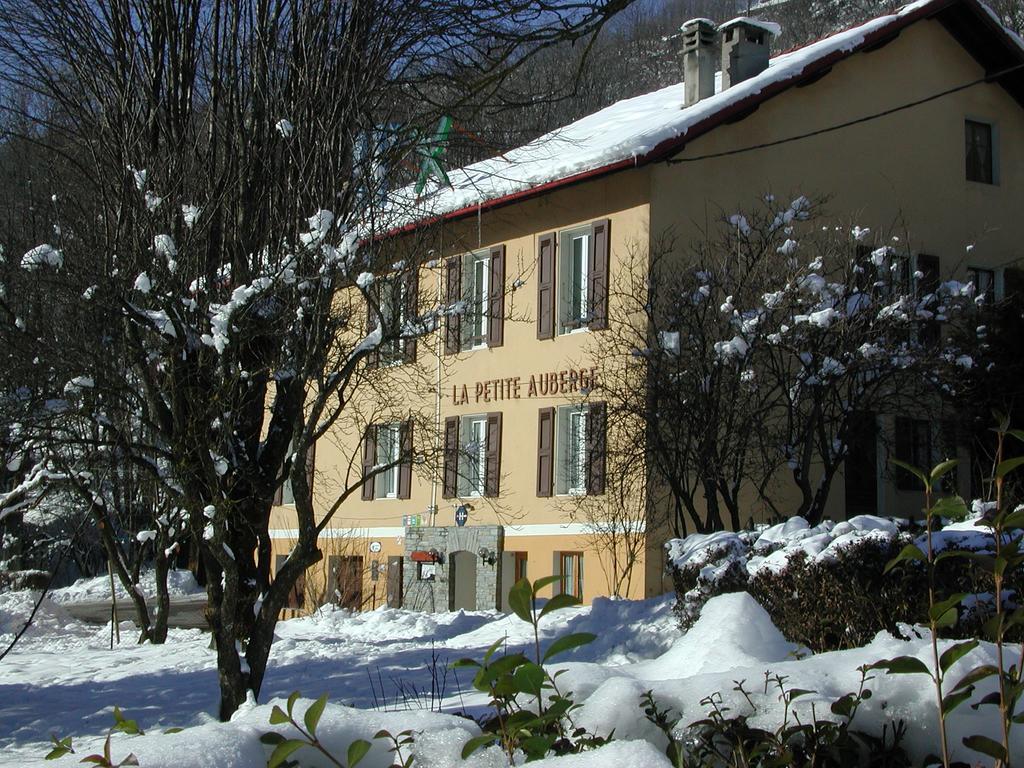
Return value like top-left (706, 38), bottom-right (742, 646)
top-left (666, 514), bottom-right (1023, 651)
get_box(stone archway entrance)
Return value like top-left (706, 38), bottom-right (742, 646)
top-left (448, 550), bottom-right (477, 611)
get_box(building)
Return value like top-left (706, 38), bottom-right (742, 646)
top-left (270, 0), bottom-right (1024, 614)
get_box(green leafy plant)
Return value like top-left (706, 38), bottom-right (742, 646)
top-left (673, 667), bottom-right (908, 767)
top-left (877, 422), bottom-right (1024, 768)
top-left (45, 734), bottom-right (75, 761)
top-left (454, 575), bottom-right (608, 762)
top-left (260, 691), bottom-right (371, 768)
top-left (46, 707), bottom-right (150, 765)
top-left (77, 735), bottom-right (140, 768)
top-left (372, 728), bottom-right (415, 768)
top-left (873, 456), bottom-right (968, 768)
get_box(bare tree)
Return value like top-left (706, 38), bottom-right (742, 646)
top-left (592, 196), bottom-right (980, 535)
top-left (0, 0), bottom-right (638, 720)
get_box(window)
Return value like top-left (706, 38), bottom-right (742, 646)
top-left (280, 468), bottom-right (295, 506)
top-left (558, 552), bottom-right (583, 598)
top-left (362, 423), bottom-right (412, 501)
top-left (459, 415), bottom-right (488, 497)
top-left (537, 220), bottom-right (609, 339)
top-left (417, 562), bottom-right (436, 581)
top-left (445, 247), bottom-right (505, 354)
top-left (556, 405), bottom-right (588, 495)
top-left (894, 417), bottom-right (932, 492)
top-left (274, 442), bottom-right (315, 507)
top-left (443, 413), bottom-right (502, 499)
top-left (559, 228), bottom-right (590, 334)
top-left (378, 277), bottom-right (407, 366)
top-left (513, 552), bottom-right (528, 583)
top-left (537, 403), bottom-right (606, 497)
top-left (965, 120), bottom-right (994, 184)
top-left (968, 267), bottom-right (997, 303)
top-left (374, 424), bottom-right (401, 499)
top-left (462, 251), bottom-right (490, 350)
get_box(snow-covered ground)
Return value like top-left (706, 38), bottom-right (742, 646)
top-left (0, 582), bottom-right (1019, 766)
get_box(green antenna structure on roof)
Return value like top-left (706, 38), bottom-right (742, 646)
top-left (415, 116), bottom-right (454, 195)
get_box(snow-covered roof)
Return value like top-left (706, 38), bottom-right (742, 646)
top-left (385, 0), bottom-right (1024, 233)
top-left (719, 16), bottom-right (783, 37)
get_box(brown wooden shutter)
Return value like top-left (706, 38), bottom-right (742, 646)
top-left (488, 245), bottom-right (505, 347)
top-left (444, 256), bottom-right (462, 355)
top-left (403, 272), bottom-right (418, 364)
top-left (588, 219), bottom-right (610, 330)
top-left (537, 233), bottom-right (556, 340)
top-left (537, 407), bottom-right (555, 497)
top-left (586, 402), bottom-right (607, 495)
top-left (442, 415), bottom-right (459, 498)
top-left (361, 426), bottom-right (376, 501)
top-left (398, 420), bottom-right (413, 499)
top-left (364, 285), bottom-right (379, 369)
top-left (485, 412), bottom-right (502, 497)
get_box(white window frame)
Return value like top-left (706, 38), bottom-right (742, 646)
top-left (458, 415), bottom-right (488, 498)
top-left (374, 423), bottom-right (401, 499)
top-left (558, 227), bottom-right (590, 335)
top-left (461, 250), bottom-right (490, 351)
top-left (557, 551), bottom-right (583, 598)
top-left (555, 404), bottom-right (588, 496)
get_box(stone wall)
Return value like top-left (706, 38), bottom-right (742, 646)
top-left (402, 525), bottom-right (504, 612)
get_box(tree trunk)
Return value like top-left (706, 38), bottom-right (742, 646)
top-left (701, 477), bottom-right (722, 532)
top-left (151, 550), bottom-right (170, 644)
top-left (805, 468), bottom-right (837, 526)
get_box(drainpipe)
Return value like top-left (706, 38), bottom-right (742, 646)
top-left (430, 252), bottom-right (442, 527)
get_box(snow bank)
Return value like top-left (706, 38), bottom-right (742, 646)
top-left (49, 569), bottom-right (203, 604)
top-left (632, 592), bottom-right (802, 680)
top-left (44, 702), bottom-right (479, 768)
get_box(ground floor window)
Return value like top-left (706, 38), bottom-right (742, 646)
top-left (894, 417), bottom-right (932, 491)
top-left (558, 551), bottom-right (583, 599)
top-left (514, 551), bottom-right (528, 584)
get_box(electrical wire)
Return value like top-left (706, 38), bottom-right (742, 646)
top-left (667, 61), bottom-right (1024, 165)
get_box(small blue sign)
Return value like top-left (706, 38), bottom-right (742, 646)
top-left (455, 505), bottom-right (469, 527)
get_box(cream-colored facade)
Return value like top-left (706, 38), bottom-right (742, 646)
top-left (272, 4), bottom-right (1024, 614)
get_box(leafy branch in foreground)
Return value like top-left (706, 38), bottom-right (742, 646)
top-left (455, 575), bottom-right (607, 762)
top-left (876, 420), bottom-right (1024, 767)
top-left (261, 692), bottom-right (371, 768)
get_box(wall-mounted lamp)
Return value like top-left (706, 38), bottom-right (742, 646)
top-left (478, 547), bottom-right (497, 566)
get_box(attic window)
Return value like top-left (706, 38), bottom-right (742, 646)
top-left (965, 119), bottom-right (994, 184)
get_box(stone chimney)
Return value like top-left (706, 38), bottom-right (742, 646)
top-left (681, 18), bottom-right (716, 107)
top-left (720, 18), bottom-right (778, 90)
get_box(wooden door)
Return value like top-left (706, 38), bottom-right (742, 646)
top-left (386, 556), bottom-right (403, 608)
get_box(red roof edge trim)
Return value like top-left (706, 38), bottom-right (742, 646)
top-left (379, 156), bottom-right (637, 239)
